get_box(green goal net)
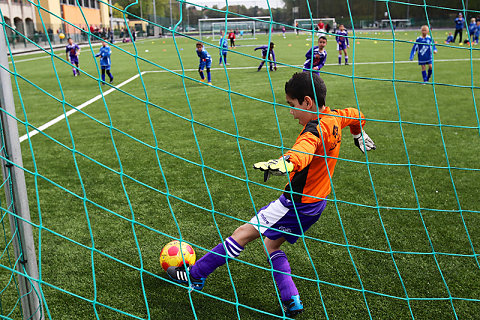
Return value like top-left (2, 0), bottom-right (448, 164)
top-left (0, 0), bottom-right (479, 319)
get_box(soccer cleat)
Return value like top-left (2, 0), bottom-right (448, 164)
top-left (207, 82), bottom-right (212, 85)
top-left (109, 78), bottom-right (114, 84)
top-left (167, 266), bottom-right (206, 291)
top-left (200, 78), bottom-right (206, 82)
top-left (282, 295), bottom-right (304, 318)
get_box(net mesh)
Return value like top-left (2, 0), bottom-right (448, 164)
top-left (0, 0), bottom-right (479, 319)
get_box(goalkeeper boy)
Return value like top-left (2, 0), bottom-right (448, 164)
top-left (167, 72), bottom-right (376, 317)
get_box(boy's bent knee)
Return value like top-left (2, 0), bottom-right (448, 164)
top-left (231, 224), bottom-right (260, 246)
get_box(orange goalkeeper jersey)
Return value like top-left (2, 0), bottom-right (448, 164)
top-left (283, 107), bottom-right (365, 203)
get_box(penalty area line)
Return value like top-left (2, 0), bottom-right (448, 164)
top-left (19, 72), bottom-right (144, 143)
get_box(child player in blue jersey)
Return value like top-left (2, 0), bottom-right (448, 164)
top-left (167, 72), bottom-right (376, 318)
top-left (469, 18), bottom-right (477, 42)
top-left (303, 36), bottom-right (327, 74)
top-left (219, 34), bottom-right (229, 65)
top-left (445, 32), bottom-right (454, 44)
top-left (196, 42), bottom-right (212, 84)
top-left (255, 42), bottom-right (277, 71)
top-left (410, 25), bottom-right (437, 83)
top-left (336, 24), bottom-right (349, 65)
top-left (95, 40), bottom-right (114, 84)
top-left (65, 38), bottom-right (81, 76)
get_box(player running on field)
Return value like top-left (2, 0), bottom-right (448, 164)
top-left (255, 42), bottom-right (277, 71)
top-left (303, 36), bottom-right (327, 74)
top-left (410, 25), bottom-right (437, 83)
top-left (95, 39), bottom-right (113, 84)
top-left (336, 24), bottom-right (349, 65)
top-left (66, 38), bottom-right (81, 76)
top-left (167, 72), bottom-right (376, 318)
top-left (196, 42), bottom-right (212, 85)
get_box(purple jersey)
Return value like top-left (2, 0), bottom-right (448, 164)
top-left (336, 29), bottom-right (349, 46)
top-left (66, 43), bottom-right (80, 57)
top-left (255, 45), bottom-right (276, 66)
top-left (303, 46), bottom-right (327, 72)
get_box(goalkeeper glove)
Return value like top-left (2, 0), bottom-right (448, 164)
top-left (353, 130), bottom-right (376, 153)
top-left (253, 156), bottom-right (294, 182)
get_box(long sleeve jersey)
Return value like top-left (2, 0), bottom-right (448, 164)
top-left (469, 22), bottom-right (477, 34)
top-left (219, 38), bottom-right (228, 55)
top-left (95, 46), bottom-right (111, 66)
top-left (303, 46), bottom-right (327, 71)
top-left (196, 48), bottom-right (211, 61)
top-left (410, 36), bottom-right (437, 63)
top-left (455, 17), bottom-right (465, 30)
top-left (335, 29), bottom-right (349, 46)
top-left (255, 45), bottom-right (276, 66)
top-left (283, 107), bottom-right (365, 203)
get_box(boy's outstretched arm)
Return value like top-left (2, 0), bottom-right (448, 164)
top-left (336, 108), bottom-right (376, 153)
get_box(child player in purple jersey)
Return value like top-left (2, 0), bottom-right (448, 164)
top-left (336, 24), bottom-right (349, 65)
top-left (409, 25), bottom-right (437, 83)
top-left (196, 42), bottom-right (212, 85)
top-left (303, 36), bottom-right (327, 74)
top-left (255, 42), bottom-right (277, 71)
top-left (65, 38), bottom-right (81, 76)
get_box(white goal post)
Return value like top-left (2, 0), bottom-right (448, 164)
top-left (294, 18), bottom-right (336, 34)
top-left (198, 16), bottom-right (271, 41)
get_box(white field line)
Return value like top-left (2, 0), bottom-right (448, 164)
top-left (17, 57), bottom-right (480, 143)
top-left (19, 72), bottom-right (144, 143)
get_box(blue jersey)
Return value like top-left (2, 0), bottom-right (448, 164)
top-left (335, 29), bottom-right (349, 46)
top-left (219, 38), bottom-right (228, 55)
top-left (455, 17), bottom-right (465, 30)
top-left (95, 46), bottom-right (112, 67)
top-left (469, 22), bottom-right (477, 34)
top-left (197, 48), bottom-right (211, 62)
top-left (446, 35), bottom-right (454, 43)
top-left (66, 43), bottom-right (80, 57)
top-left (255, 45), bottom-right (276, 66)
top-left (303, 46), bottom-right (327, 72)
top-left (410, 36), bottom-right (437, 64)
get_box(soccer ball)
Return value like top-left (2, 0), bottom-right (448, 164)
top-left (159, 240), bottom-right (196, 271)
top-left (59, 33), bottom-right (65, 40)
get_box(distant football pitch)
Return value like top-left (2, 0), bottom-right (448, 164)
top-left (1, 29), bottom-right (479, 319)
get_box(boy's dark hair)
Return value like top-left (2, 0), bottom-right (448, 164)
top-left (269, 42), bottom-right (275, 48)
top-left (285, 72), bottom-right (326, 107)
top-left (318, 36), bottom-right (327, 42)
top-left (196, 41), bottom-right (203, 47)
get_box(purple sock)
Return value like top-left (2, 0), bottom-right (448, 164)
top-left (345, 56), bottom-right (348, 64)
top-left (270, 250), bottom-right (299, 301)
top-left (427, 69), bottom-right (432, 80)
top-left (338, 55), bottom-right (342, 64)
top-left (190, 237), bottom-right (244, 279)
top-left (422, 70), bottom-right (427, 81)
top-left (199, 71), bottom-right (205, 80)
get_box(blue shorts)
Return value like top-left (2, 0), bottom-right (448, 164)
top-left (418, 60), bottom-right (432, 65)
top-left (70, 56), bottom-right (79, 64)
top-left (250, 194), bottom-right (327, 244)
top-left (337, 43), bottom-right (348, 51)
top-left (101, 65), bottom-right (111, 70)
top-left (199, 59), bottom-right (212, 70)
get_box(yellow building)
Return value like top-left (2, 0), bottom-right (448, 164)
top-left (34, 0), bottom-right (110, 34)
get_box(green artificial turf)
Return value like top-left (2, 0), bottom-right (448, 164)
top-left (1, 29), bottom-right (479, 319)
